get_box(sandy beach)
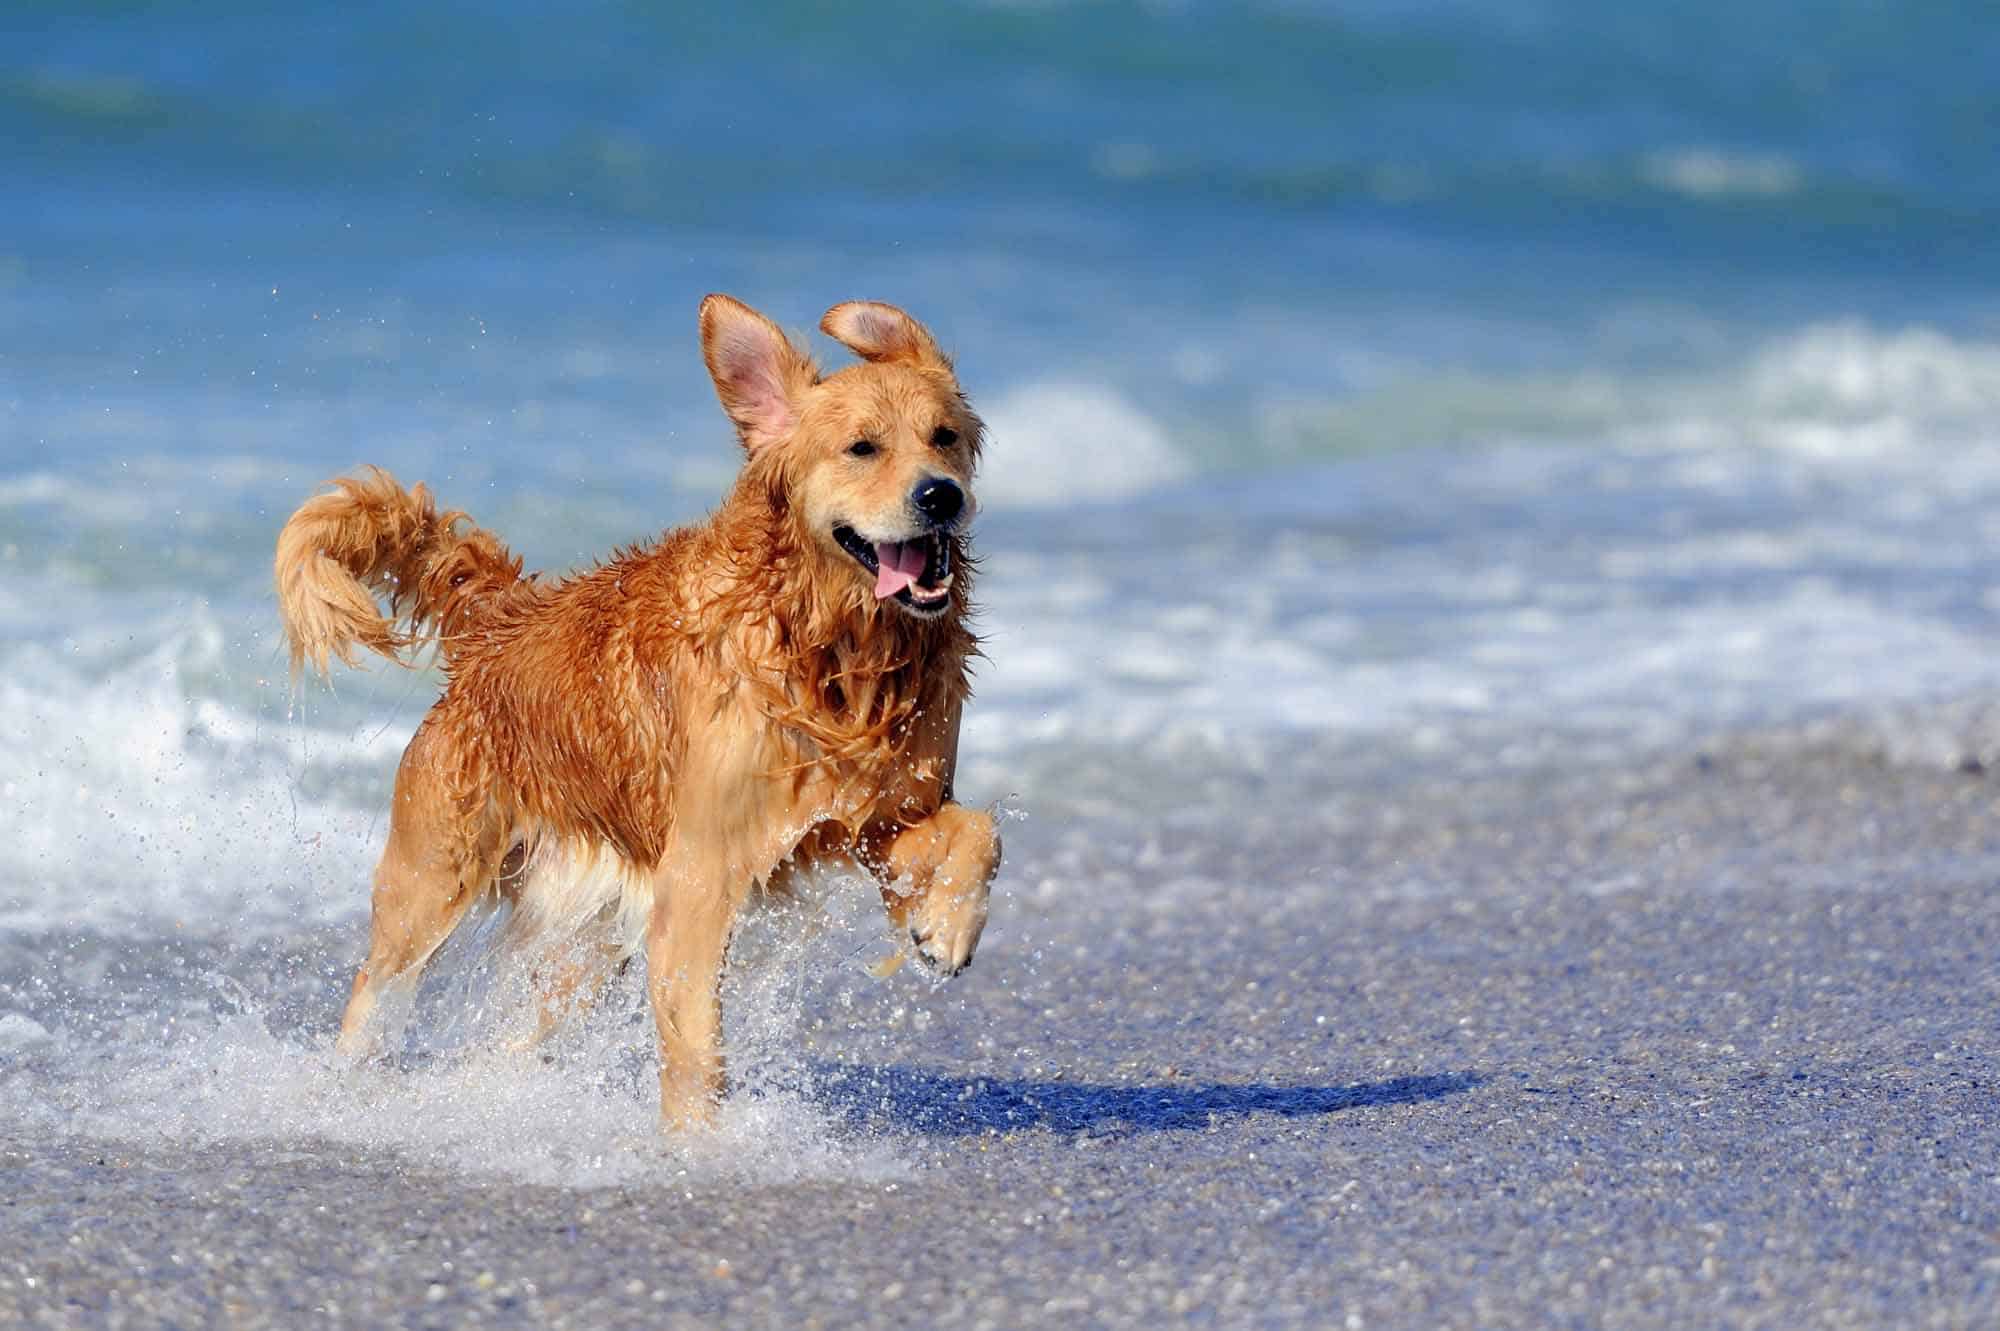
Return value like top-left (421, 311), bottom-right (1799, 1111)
top-left (5, 721), bottom-right (1995, 1330)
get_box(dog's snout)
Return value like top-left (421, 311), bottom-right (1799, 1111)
top-left (912, 477), bottom-right (964, 527)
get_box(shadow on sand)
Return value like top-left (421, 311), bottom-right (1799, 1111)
top-left (812, 1063), bottom-right (1483, 1137)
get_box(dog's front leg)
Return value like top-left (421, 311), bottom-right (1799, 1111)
top-left (868, 804), bottom-right (1000, 975)
top-left (646, 869), bottom-right (737, 1131)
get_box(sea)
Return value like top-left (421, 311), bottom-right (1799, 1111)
top-left (2, 0), bottom-right (1997, 1182)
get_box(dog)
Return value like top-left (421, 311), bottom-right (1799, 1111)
top-left (274, 295), bottom-right (999, 1129)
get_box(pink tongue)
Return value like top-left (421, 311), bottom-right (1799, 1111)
top-left (872, 540), bottom-right (928, 599)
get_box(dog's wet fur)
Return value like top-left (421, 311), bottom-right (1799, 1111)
top-left (275, 296), bottom-right (999, 1129)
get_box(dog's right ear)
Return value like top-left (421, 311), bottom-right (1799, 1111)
top-left (819, 301), bottom-right (951, 374)
top-left (700, 294), bottom-right (817, 453)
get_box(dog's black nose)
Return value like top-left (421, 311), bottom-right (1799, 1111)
top-left (912, 476), bottom-right (964, 527)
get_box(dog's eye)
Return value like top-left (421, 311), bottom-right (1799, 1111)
top-left (847, 440), bottom-right (877, 458)
top-left (931, 426), bottom-right (958, 449)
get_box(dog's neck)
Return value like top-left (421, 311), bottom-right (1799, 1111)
top-left (697, 474), bottom-right (976, 767)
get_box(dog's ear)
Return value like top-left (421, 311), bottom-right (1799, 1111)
top-left (700, 294), bottom-right (817, 452)
top-left (820, 301), bottom-right (952, 373)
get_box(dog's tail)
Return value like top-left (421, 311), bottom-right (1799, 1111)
top-left (274, 466), bottom-right (526, 678)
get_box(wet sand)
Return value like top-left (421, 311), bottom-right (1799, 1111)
top-left (3, 732), bottom-right (1998, 1329)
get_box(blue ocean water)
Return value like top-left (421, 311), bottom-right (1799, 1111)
top-left (7, 0), bottom-right (1999, 452)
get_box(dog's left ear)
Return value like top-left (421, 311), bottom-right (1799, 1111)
top-left (820, 301), bottom-right (952, 374)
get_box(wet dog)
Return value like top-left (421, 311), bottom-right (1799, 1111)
top-left (274, 296), bottom-right (998, 1128)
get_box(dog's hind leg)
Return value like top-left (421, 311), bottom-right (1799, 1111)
top-left (518, 924), bottom-right (631, 1048)
top-left (495, 839), bottom-right (649, 1049)
top-left (336, 721), bottom-right (506, 1061)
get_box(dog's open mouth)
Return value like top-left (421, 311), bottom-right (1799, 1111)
top-left (833, 525), bottom-right (954, 613)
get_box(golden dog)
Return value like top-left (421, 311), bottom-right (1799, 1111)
top-left (274, 295), bottom-right (998, 1129)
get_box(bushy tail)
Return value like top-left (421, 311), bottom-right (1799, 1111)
top-left (274, 466), bottom-right (526, 677)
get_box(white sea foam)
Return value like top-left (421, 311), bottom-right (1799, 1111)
top-left (976, 381), bottom-right (1190, 506)
top-left (1620, 322), bottom-right (2000, 462)
top-left (1263, 320), bottom-right (2000, 468)
top-left (0, 1012), bottom-right (54, 1053)
top-left (0, 607), bottom-right (390, 934)
top-left (1739, 321), bottom-right (2000, 435)
top-left (0, 875), bottom-right (917, 1186)
top-left (964, 563), bottom-right (2000, 801)
top-left (1641, 146), bottom-right (1804, 199)
top-left (13, 1006), bottom-right (906, 1189)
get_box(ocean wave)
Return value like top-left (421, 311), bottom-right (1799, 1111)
top-left (1640, 147), bottom-right (1804, 200)
top-left (977, 381), bottom-right (1190, 506)
top-left (1267, 321), bottom-right (2000, 463)
top-left (0, 613), bottom-right (391, 933)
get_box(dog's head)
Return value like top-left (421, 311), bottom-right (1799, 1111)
top-left (700, 294), bottom-right (981, 619)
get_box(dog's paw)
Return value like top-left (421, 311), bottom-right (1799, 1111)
top-left (332, 1027), bottom-right (385, 1066)
top-left (908, 886), bottom-right (988, 977)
